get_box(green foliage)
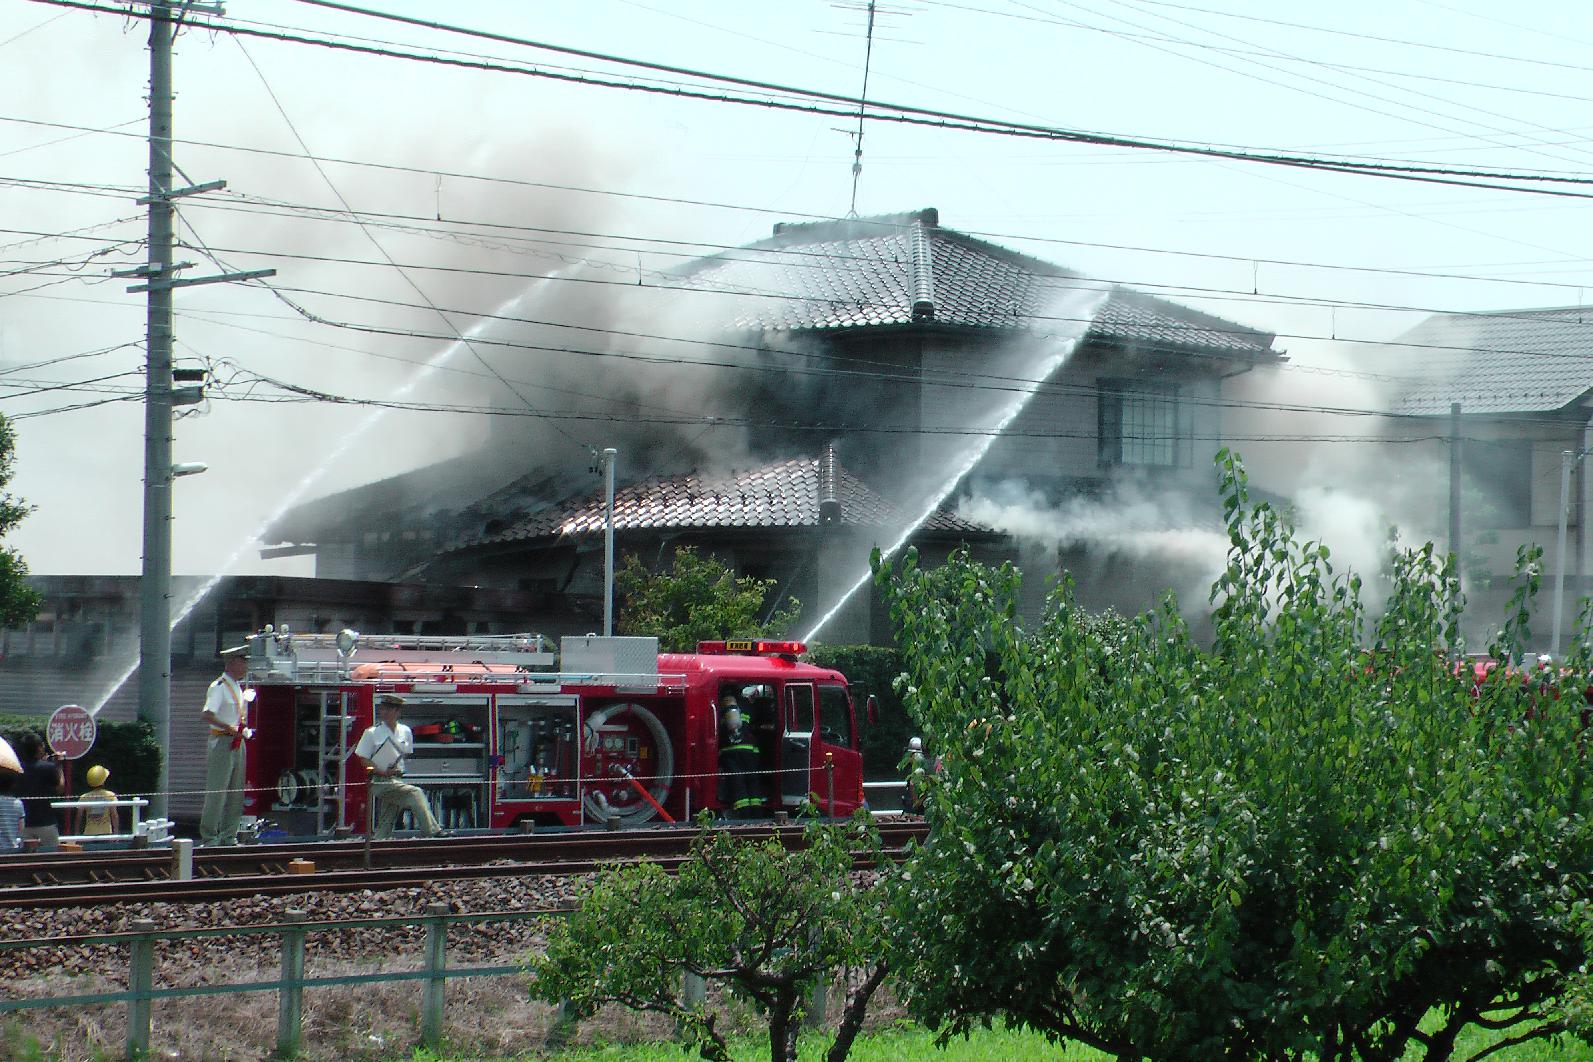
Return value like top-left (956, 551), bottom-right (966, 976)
top-left (616, 546), bottom-right (801, 654)
top-left (0, 714), bottom-right (160, 795)
top-left (873, 449), bottom-right (1593, 1062)
top-left (804, 645), bottom-right (912, 782)
top-left (529, 815), bottom-right (891, 1062)
top-left (0, 417), bottom-right (40, 630)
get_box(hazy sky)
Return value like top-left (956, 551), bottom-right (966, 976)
top-left (3, 0), bottom-right (1592, 576)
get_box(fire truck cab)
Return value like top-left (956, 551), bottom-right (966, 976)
top-left (241, 630), bottom-right (863, 835)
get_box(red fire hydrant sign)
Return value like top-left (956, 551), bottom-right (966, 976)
top-left (47, 704), bottom-right (97, 761)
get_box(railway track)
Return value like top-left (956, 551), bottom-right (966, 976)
top-left (0, 821), bottom-right (928, 908)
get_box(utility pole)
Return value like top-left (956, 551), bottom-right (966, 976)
top-left (124, 0), bottom-right (272, 818)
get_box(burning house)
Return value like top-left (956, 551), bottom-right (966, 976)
top-left (264, 209), bottom-right (1282, 640)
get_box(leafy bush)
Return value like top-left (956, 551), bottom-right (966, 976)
top-left (805, 644), bottom-right (915, 781)
top-left (529, 815), bottom-right (890, 1062)
top-left (0, 713), bottom-right (160, 795)
top-left (873, 450), bottom-right (1593, 1061)
top-left (617, 546), bottom-right (800, 654)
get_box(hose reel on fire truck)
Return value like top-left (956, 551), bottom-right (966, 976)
top-left (582, 701), bottom-right (673, 825)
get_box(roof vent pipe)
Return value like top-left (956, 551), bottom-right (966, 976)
top-left (909, 221), bottom-right (936, 322)
top-left (818, 445), bottom-right (841, 526)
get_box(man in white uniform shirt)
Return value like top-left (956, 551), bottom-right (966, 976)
top-left (354, 695), bottom-right (443, 839)
top-left (199, 650), bottom-right (251, 846)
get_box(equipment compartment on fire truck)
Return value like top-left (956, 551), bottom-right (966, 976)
top-left (240, 629), bottom-right (865, 836)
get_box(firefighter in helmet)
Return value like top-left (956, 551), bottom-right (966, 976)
top-left (717, 693), bottom-right (763, 818)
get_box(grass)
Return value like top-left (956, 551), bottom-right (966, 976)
top-left (399, 1023), bottom-right (1095, 1061)
top-left (388, 1019), bottom-right (1593, 1062)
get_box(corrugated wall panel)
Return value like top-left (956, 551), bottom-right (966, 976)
top-left (0, 658), bottom-right (233, 821)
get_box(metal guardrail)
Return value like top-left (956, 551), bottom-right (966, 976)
top-left (0, 906), bottom-right (568, 1059)
top-left (864, 779), bottom-right (909, 816)
top-left (48, 797), bottom-right (174, 845)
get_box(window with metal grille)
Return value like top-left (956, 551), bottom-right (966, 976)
top-left (1098, 380), bottom-right (1186, 468)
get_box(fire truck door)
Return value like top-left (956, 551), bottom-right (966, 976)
top-left (780, 682), bottom-right (815, 807)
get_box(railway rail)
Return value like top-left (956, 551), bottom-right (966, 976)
top-left (0, 820), bottom-right (928, 908)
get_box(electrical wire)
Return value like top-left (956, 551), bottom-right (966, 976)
top-left (6, 194), bottom-right (1589, 408)
top-left (215, 363), bottom-right (1449, 443)
top-left (27, 0), bottom-right (1593, 202)
top-left (161, 220), bottom-right (1593, 349)
top-left (223, 36), bottom-right (594, 449)
top-left (160, 283), bottom-right (1592, 433)
top-left (0, 340), bottom-right (142, 378)
top-left (916, 0), bottom-right (1593, 110)
top-left (8, 112), bottom-right (1593, 300)
top-left (1126, 0), bottom-right (1593, 79)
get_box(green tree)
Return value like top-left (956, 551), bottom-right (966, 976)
top-left (0, 418), bottom-right (40, 628)
top-left (617, 546), bottom-right (800, 653)
top-left (804, 644), bottom-right (912, 782)
top-left (873, 450), bottom-right (1593, 1061)
top-left (529, 816), bottom-right (890, 1062)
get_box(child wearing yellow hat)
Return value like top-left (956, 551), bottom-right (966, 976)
top-left (80, 765), bottom-right (118, 837)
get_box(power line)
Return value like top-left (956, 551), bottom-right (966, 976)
top-left (916, 0), bottom-right (1593, 111)
top-left (285, 0), bottom-right (1593, 183)
top-left (0, 369), bottom-right (144, 400)
top-left (225, 35), bottom-right (590, 449)
top-left (29, 0), bottom-right (1593, 201)
top-left (0, 340), bottom-right (142, 378)
top-left (226, 268), bottom-right (1593, 380)
top-left (1064, 0), bottom-right (1593, 175)
top-left (158, 279), bottom-right (1592, 432)
top-left (8, 202), bottom-right (1591, 401)
top-left (216, 364), bottom-right (1449, 443)
top-left (163, 221), bottom-right (1593, 347)
top-left (15, 170), bottom-right (1590, 307)
top-left (1126, 0), bottom-right (1593, 79)
top-left (11, 393), bottom-right (141, 420)
top-left (7, 112), bottom-right (1591, 297)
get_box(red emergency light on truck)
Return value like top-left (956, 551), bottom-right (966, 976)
top-left (241, 629), bottom-right (864, 835)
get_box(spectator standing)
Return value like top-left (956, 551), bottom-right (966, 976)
top-left (80, 764), bottom-right (118, 837)
top-left (16, 733), bottom-right (62, 851)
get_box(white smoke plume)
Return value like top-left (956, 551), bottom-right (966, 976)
top-left (957, 480), bottom-right (1229, 612)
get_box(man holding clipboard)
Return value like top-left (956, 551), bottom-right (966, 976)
top-left (354, 695), bottom-right (443, 839)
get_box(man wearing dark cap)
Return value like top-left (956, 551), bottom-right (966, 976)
top-left (199, 650), bottom-right (251, 846)
top-left (354, 695), bottom-right (442, 839)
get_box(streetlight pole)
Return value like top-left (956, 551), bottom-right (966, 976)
top-left (602, 448), bottom-right (617, 637)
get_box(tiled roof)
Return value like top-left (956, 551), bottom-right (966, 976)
top-left (1388, 307), bottom-right (1593, 415)
top-left (453, 454), bottom-right (993, 551)
top-left (676, 209), bottom-right (1276, 358)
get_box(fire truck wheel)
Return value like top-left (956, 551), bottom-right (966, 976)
top-left (582, 701), bottom-right (674, 826)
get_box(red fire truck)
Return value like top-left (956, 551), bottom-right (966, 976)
top-left (241, 630), bottom-right (866, 834)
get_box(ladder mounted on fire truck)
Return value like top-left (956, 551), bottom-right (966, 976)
top-left (243, 627), bottom-right (681, 691)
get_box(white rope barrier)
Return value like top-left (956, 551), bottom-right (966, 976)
top-left (16, 763), bottom-right (849, 805)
